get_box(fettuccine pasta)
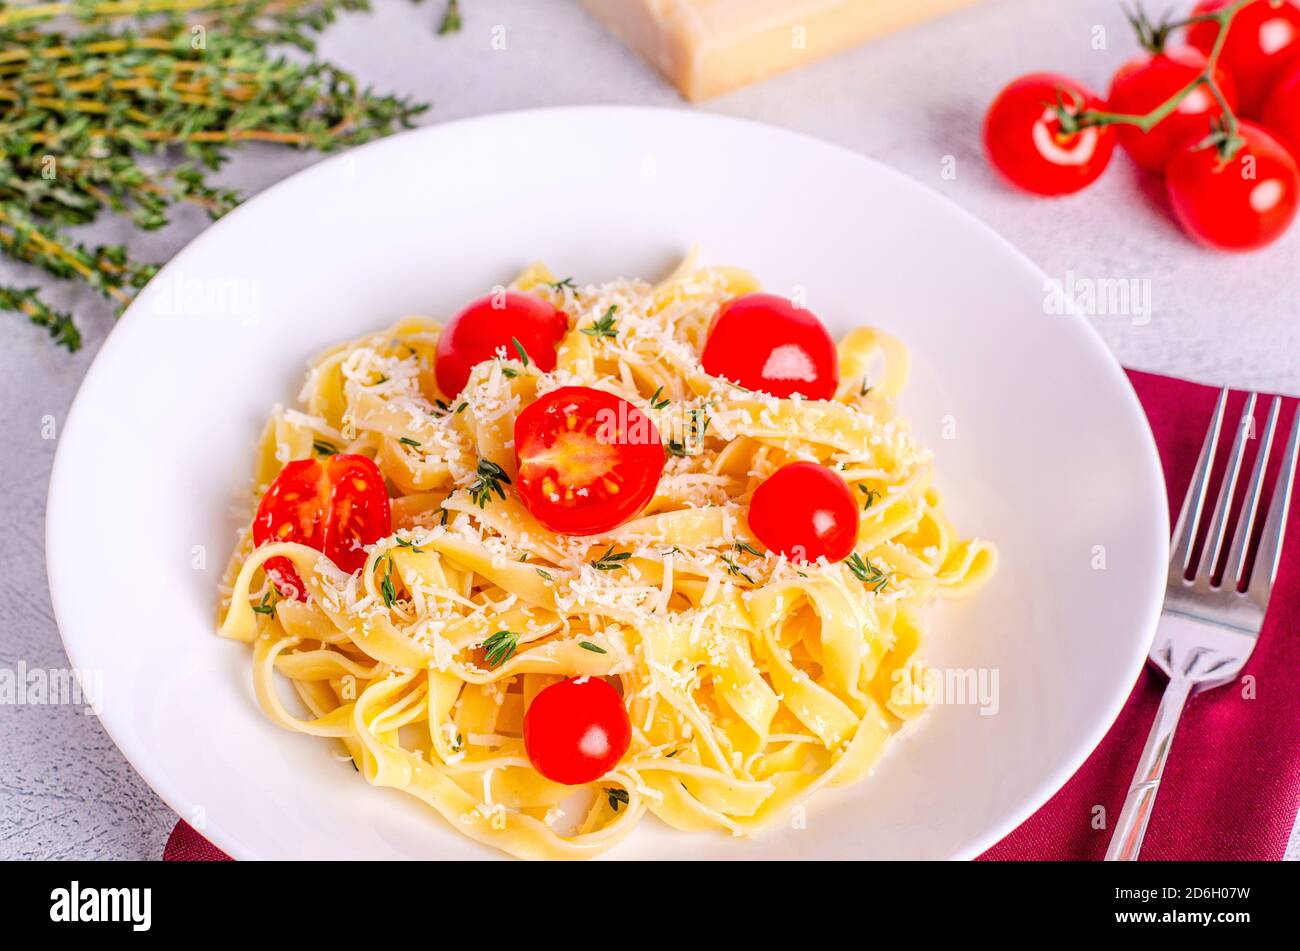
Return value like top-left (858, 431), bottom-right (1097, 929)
top-left (217, 257), bottom-right (996, 859)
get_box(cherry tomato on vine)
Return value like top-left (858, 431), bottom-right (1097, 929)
top-left (434, 291), bottom-right (569, 398)
top-left (1107, 47), bottom-right (1238, 173)
top-left (1188, 0), bottom-right (1300, 117)
top-left (982, 73), bottom-right (1117, 195)
top-left (523, 676), bottom-right (632, 785)
top-left (253, 453), bottom-right (392, 597)
top-left (1262, 61), bottom-right (1300, 156)
top-left (700, 294), bottom-right (839, 400)
top-left (1165, 121), bottom-right (1300, 250)
top-left (748, 462), bottom-right (859, 563)
top-left (514, 386), bottom-right (664, 535)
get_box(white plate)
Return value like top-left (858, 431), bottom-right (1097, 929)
top-left (47, 107), bottom-right (1168, 860)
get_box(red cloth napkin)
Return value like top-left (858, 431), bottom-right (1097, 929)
top-left (164, 369), bottom-right (1300, 861)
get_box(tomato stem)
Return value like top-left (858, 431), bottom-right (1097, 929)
top-left (1065, 0), bottom-right (1256, 161)
top-left (1205, 81), bottom-right (1239, 139)
top-left (1078, 73), bottom-right (1207, 133)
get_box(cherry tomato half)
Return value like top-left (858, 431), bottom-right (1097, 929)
top-left (1262, 61), bottom-right (1300, 157)
top-left (1166, 121), bottom-right (1300, 251)
top-left (748, 462), bottom-right (859, 563)
top-left (700, 294), bottom-right (838, 400)
top-left (1188, 0), bottom-right (1300, 117)
top-left (253, 453), bottom-right (392, 597)
top-left (434, 291), bottom-right (569, 398)
top-left (514, 386), bottom-right (665, 535)
top-left (523, 676), bottom-right (632, 785)
top-left (1108, 47), bottom-right (1238, 173)
top-left (983, 73), bottom-right (1117, 195)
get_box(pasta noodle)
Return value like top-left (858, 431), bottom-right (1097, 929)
top-left (217, 257), bottom-right (996, 859)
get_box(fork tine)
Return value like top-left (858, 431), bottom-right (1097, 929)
top-left (1225, 397), bottom-right (1280, 589)
top-left (1249, 404), bottom-right (1300, 604)
top-left (1170, 387), bottom-right (1228, 584)
top-left (1196, 392), bottom-right (1257, 585)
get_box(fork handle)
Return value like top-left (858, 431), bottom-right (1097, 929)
top-left (1104, 675), bottom-right (1194, 861)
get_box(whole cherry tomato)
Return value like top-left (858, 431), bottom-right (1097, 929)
top-left (1165, 121), bottom-right (1300, 250)
top-left (1188, 0), bottom-right (1300, 117)
top-left (747, 462), bottom-right (859, 563)
top-left (523, 676), bottom-right (632, 785)
top-left (983, 73), bottom-right (1117, 195)
top-left (253, 453), bottom-right (392, 597)
top-left (1262, 60), bottom-right (1300, 156)
top-left (1108, 47), bottom-right (1238, 173)
top-left (700, 294), bottom-right (839, 400)
top-left (514, 386), bottom-right (664, 535)
top-left (435, 291), bottom-right (569, 398)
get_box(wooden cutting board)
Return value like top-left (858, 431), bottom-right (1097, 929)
top-left (580, 0), bottom-right (987, 101)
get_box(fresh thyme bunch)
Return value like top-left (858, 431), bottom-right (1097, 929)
top-left (0, 0), bottom-right (430, 351)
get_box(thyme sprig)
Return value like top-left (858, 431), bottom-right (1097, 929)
top-left (580, 304), bottom-right (618, 339)
top-left (721, 554), bottom-right (754, 584)
top-left (666, 405), bottom-right (710, 457)
top-left (1, 0), bottom-right (428, 349)
top-left (467, 458), bottom-right (511, 508)
top-left (481, 630), bottom-right (518, 668)
top-left (590, 545), bottom-right (631, 571)
top-left (251, 589), bottom-right (277, 615)
top-left (846, 553), bottom-right (891, 592)
top-left (379, 554), bottom-right (397, 607)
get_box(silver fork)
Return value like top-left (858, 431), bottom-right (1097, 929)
top-left (1105, 388), bottom-right (1299, 862)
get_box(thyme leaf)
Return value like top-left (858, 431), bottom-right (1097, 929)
top-left (437, 0), bottom-right (462, 35)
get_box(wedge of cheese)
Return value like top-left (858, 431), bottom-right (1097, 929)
top-left (580, 0), bottom-right (984, 101)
